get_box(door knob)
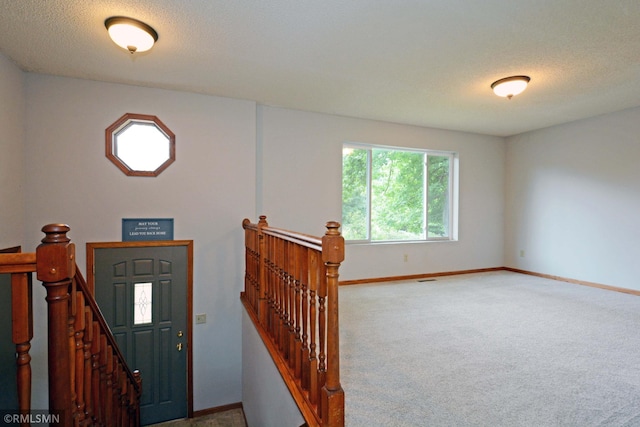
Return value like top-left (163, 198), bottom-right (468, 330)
top-left (176, 342), bottom-right (183, 352)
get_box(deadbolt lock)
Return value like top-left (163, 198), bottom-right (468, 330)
top-left (177, 330), bottom-right (183, 338)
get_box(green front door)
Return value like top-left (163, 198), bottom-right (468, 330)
top-left (94, 244), bottom-right (189, 425)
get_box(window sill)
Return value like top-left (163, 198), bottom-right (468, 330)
top-left (346, 238), bottom-right (458, 246)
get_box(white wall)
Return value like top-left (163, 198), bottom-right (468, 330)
top-left (12, 53), bottom-right (640, 424)
top-left (22, 74), bottom-right (257, 411)
top-left (0, 54), bottom-right (25, 248)
top-left (505, 106), bottom-right (640, 290)
top-left (259, 106), bottom-right (506, 281)
top-left (242, 310), bottom-right (304, 427)
top-left (2, 65), bottom-right (506, 422)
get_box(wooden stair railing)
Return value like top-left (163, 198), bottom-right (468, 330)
top-left (0, 224), bottom-right (141, 426)
top-left (0, 247), bottom-right (35, 423)
top-left (241, 216), bottom-right (345, 427)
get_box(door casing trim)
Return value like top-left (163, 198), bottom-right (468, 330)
top-left (87, 240), bottom-right (194, 419)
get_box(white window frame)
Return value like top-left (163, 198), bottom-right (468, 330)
top-left (342, 142), bottom-right (458, 244)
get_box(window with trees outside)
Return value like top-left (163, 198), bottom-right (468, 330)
top-left (342, 143), bottom-right (457, 243)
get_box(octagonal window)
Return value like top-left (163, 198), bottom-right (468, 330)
top-left (106, 113), bottom-right (175, 177)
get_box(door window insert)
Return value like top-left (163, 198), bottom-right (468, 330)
top-left (133, 282), bottom-right (153, 325)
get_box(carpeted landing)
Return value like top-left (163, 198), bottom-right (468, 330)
top-left (339, 271), bottom-right (640, 427)
top-left (147, 408), bottom-right (246, 427)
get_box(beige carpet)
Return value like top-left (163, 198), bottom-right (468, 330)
top-left (339, 271), bottom-right (640, 426)
top-left (147, 408), bottom-right (246, 427)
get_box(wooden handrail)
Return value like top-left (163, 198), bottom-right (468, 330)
top-left (0, 252), bottom-right (36, 273)
top-left (241, 216), bottom-right (345, 427)
top-left (0, 224), bottom-right (141, 426)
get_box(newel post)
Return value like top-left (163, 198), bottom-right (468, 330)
top-left (257, 215), bottom-right (269, 326)
top-left (37, 224), bottom-right (76, 426)
top-left (321, 221), bottom-right (345, 426)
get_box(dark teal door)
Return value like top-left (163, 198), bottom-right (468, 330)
top-left (94, 245), bottom-right (188, 425)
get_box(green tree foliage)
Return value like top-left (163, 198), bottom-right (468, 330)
top-left (427, 155), bottom-right (450, 237)
top-left (371, 149), bottom-right (424, 240)
top-left (342, 148), bottom-right (368, 240)
top-left (342, 146), bottom-right (451, 241)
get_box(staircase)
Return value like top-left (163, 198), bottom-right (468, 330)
top-left (0, 224), bottom-right (141, 426)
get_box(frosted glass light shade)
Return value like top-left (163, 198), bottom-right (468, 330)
top-left (491, 76), bottom-right (530, 99)
top-left (105, 17), bottom-right (158, 54)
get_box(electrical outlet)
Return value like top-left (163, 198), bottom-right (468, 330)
top-left (403, 254), bottom-right (408, 262)
top-left (519, 250), bottom-right (525, 258)
top-left (195, 313), bottom-right (206, 324)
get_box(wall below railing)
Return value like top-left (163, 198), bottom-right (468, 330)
top-left (241, 309), bottom-right (304, 427)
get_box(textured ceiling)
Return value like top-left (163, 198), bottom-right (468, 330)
top-left (1, 0), bottom-right (639, 136)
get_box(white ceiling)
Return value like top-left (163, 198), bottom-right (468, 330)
top-left (1, 0), bottom-right (639, 137)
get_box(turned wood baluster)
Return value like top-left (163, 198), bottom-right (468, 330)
top-left (109, 359), bottom-right (117, 427)
top-left (264, 234), bottom-right (271, 332)
top-left (283, 240), bottom-right (290, 359)
top-left (316, 260), bottom-right (327, 418)
top-left (67, 271), bottom-right (79, 424)
top-left (244, 222), bottom-right (254, 310)
top-left (308, 250), bottom-right (319, 405)
top-left (127, 373), bottom-right (137, 427)
top-left (242, 223), bottom-right (253, 311)
top-left (251, 229), bottom-right (263, 310)
top-left (74, 292), bottom-right (86, 426)
top-left (274, 236), bottom-right (281, 343)
top-left (11, 271), bottom-right (33, 422)
top-left (287, 241), bottom-right (297, 369)
top-left (265, 235), bottom-right (274, 337)
top-left (119, 363), bottom-right (128, 427)
top-left (91, 323), bottom-right (103, 425)
top-left (121, 366), bottom-right (130, 427)
top-left (127, 382), bottom-right (135, 427)
top-left (257, 216), bottom-right (268, 327)
top-left (105, 344), bottom-right (113, 427)
top-left (251, 234), bottom-right (259, 311)
top-left (320, 221), bottom-right (345, 427)
top-left (283, 240), bottom-right (291, 356)
top-left (283, 238), bottom-right (290, 353)
top-left (300, 248), bottom-right (311, 391)
top-left (272, 237), bottom-right (279, 338)
top-left (133, 371), bottom-right (142, 427)
top-left (244, 221), bottom-right (260, 314)
top-left (36, 224), bottom-right (76, 425)
top-left (82, 307), bottom-right (93, 425)
top-left (293, 245), bottom-right (303, 379)
top-left (127, 372), bottom-right (136, 427)
top-left (112, 359), bottom-right (121, 427)
top-left (268, 235), bottom-right (277, 338)
top-left (275, 238), bottom-right (283, 350)
top-left (112, 362), bottom-right (122, 425)
top-left (284, 240), bottom-right (293, 362)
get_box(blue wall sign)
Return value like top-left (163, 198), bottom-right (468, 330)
top-left (122, 218), bottom-right (174, 241)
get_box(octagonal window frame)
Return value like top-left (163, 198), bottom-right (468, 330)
top-left (106, 113), bottom-right (176, 177)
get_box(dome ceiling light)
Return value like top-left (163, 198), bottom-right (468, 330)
top-left (491, 75), bottom-right (531, 99)
top-left (105, 16), bottom-right (158, 54)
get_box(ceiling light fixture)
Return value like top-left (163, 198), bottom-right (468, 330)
top-left (491, 75), bottom-right (531, 99)
top-left (105, 16), bottom-right (158, 54)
